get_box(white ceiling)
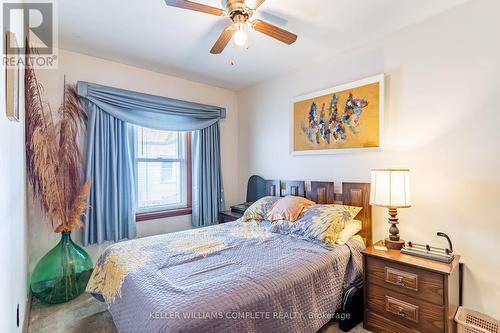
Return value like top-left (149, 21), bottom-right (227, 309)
top-left (59, 0), bottom-right (468, 90)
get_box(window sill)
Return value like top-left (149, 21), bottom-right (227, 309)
top-left (136, 207), bottom-right (192, 222)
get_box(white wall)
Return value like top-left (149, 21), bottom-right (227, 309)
top-left (29, 49), bottom-right (239, 267)
top-left (238, 0), bottom-right (500, 319)
top-left (0, 12), bottom-right (28, 333)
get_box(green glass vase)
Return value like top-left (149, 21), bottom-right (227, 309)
top-left (31, 232), bottom-right (93, 304)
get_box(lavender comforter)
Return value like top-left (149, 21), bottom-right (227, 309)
top-left (87, 221), bottom-right (364, 333)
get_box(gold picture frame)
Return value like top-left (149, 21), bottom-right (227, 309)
top-left (5, 31), bottom-right (20, 122)
top-left (291, 74), bottom-right (384, 155)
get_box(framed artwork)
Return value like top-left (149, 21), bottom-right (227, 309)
top-left (5, 31), bottom-right (20, 122)
top-left (291, 74), bottom-right (384, 155)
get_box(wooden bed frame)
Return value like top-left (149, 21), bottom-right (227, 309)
top-left (265, 180), bottom-right (372, 246)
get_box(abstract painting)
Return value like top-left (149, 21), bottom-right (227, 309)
top-left (292, 74), bottom-right (384, 154)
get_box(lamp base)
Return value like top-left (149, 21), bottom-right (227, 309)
top-left (385, 238), bottom-right (405, 250)
top-left (385, 207), bottom-right (404, 250)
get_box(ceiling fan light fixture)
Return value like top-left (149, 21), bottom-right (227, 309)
top-left (165, 0), bottom-right (297, 54)
top-left (233, 22), bottom-right (248, 47)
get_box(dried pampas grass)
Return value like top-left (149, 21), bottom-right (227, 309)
top-left (25, 39), bottom-right (90, 233)
top-left (56, 178), bottom-right (92, 233)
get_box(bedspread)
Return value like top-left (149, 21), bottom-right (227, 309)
top-left (87, 221), bottom-right (364, 333)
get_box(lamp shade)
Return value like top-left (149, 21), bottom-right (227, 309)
top-left (370, 169), bottom-right (411, 208)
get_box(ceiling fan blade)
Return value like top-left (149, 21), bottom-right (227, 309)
top-left (247, 0), bottom-right (266, 9)
top-left (210, 26), bottom-right (233, 54)
top-left (252, 19), bottom-right (297, 45)
top-left (164, 0), bottom-right (224, 16)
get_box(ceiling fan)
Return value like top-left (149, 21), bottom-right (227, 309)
top-left (164, 0), bottom-right (298, 54)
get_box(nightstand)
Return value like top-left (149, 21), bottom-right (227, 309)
top-left (362, 242), bottom-right (460, 333)
top-left (218, 210), bottom-right (243, 223)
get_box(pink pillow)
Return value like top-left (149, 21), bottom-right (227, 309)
top-left (267, 196), bottom-right (315, 222)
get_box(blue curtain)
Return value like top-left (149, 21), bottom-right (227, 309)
top-left (78, 82), bottom-right (225, 130)
top-left (192, 123), bottom-right (225, 227)
top-left (77, 82), bottom-right (226, 245)
top-left (84, 104), bottom-right (136, 246)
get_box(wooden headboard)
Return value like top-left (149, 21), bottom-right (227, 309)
top-left (265, 180), bottom-right (372, 246)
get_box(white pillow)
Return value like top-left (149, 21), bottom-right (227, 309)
top-left (335, 219), bottom-right (362, 245)
top-left (351, 235), bottom-right (365, 246)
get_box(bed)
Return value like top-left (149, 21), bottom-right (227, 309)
top-left (87, 181), bottom-right (372, 333)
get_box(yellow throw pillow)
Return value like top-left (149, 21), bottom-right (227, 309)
top-left (267, 196), bottom-right (315, 222)
top-left (335, 219), bottom-right (362, 245)
top-left (269, 204), bottom-right (362, 246)
top-left (323, 205), bottom-right (362, 245)
top-left (242, 196), bottom-right (281, 222)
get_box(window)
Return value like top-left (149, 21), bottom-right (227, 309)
top-left (135, 127), bottom-right (191, 221)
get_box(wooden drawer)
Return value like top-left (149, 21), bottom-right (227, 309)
top-left (385, 295), bottom-right (419, 323)
top-left (366, 283), bottom-right (445, 333)
top-left (364, 310), bottom-right (420, 333)
top-left (366, 256), bottom-right (445, 305)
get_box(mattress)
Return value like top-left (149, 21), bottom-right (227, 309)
top-left (87, 220), bottom-right (364, 333)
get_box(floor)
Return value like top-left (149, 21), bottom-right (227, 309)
top-left (29, 294), bottom-right (371, 333)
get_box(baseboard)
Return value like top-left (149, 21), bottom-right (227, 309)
top-left (22, 291), bottom-right (32, 333)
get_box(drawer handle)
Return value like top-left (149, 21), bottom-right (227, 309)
top-left (397, 307), bottom-right (406, 317)
top-left (396, 276), bottom-right (406, 287)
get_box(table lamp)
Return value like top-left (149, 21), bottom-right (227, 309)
top-left (370, 169), bottom-right (411, 250)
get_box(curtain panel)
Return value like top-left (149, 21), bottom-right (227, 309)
top-left (77, 81), bottom-right (226, 245)
top-left (192, 124), bottom-right (225, 227)
top-left (83, 104), bottom-right (136, 245)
